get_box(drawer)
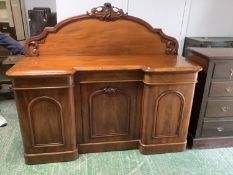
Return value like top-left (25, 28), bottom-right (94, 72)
top-left (209, 81), bottom-right (233, 97)
top-left (213, 62), bottom-right (233, 79)
top-left (202, 120), bottom-right (233, 137)
top-left (206, 100), bottom-right (233, 117)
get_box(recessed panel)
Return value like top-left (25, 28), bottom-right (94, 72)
top-left (153, 91), bottom-right (184, 138)
top-left (28, 97), bottom-right (64, 145)
top-left (89, 88), bottom-right (130, 137)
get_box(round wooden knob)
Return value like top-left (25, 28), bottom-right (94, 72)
top-left (216, 127), bottom-right (224, 132)
top-left (225, 87), bottom-right (232, 93)
top-left (221, 106), bottom-right (228, 112)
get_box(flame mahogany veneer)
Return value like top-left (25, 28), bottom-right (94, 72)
top-left (7, 3), bottom-right (201, 164)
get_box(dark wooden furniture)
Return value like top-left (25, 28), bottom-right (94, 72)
top-left (182, 37), bottom-right (233, 57)
top-left (28, 7), bottom-right (57, 36)
top-left (187, 47), bottom-right (233, 148)
top-left (0, 45), bottom-right (23, 97)
top-left (7, 3), bottom-right (201, 164)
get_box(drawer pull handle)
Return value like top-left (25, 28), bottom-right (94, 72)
top-left (230, 69), bottom-right (233, 80)
top-left (216, 127), bottom-right (224, 132)
top-left (225, 87), bottom-right (233, 93)
top-left (221, 106), bottom-right (229, 112)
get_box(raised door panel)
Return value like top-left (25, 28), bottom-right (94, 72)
top-left (14, 87), bottom-right (76, 154)
top-left (141, 83), bottom-right (195, 145)
top-left (89, 87), bottom-right (130, 137)
top-left (152, 91), bottom-right (184, 138)
top-left (81, 82), bottom-right (141, 143)
top-left (28, 96), bottom-right (64, 146)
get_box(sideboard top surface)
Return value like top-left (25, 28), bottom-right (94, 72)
top-left (7, 3), bottom-right (201, 77)
top-left (6, 55), bottom-right (201, 76)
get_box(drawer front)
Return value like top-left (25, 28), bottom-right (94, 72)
top-left (202, 120), bottom-right (233, 137)
top-left (213, 62), bottom-right (233, 79)
top-left (206, 100), bottom-right (233, 117)
top-left (209, 82), bottom-right (233, 97)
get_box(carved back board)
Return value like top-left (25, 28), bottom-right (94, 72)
top-left (25, 3), bottom-right (178, 57)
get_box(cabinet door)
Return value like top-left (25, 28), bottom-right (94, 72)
top-left (15, 88), bottom-right (76, 154)
top-left (81, 82), bottom-right (141, 143)
top-left (141, 84), bottom-right (195, 145)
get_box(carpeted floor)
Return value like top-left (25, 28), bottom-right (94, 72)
top-left (1, 99), bottom-right (233, 175)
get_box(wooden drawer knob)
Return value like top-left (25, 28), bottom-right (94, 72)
top-left (216, 127), bottom-right (224, 132)
top-left (225, 87), bottom-right (233, 93)
top-left (230, 69), bottom-right (233, 80)
top-left (221, 106), bottom-right (229, 112)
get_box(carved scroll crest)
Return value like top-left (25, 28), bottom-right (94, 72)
top-left (103, 87), bottom-right (120, 95)
top-left (165, 40), bottom-right (178, 55)
top-left (160, 36), bottom-right (178, 55)
top-left (87, 3), bottom-right (128, 21)
top-left (26, 39), bottom-right (45, 57)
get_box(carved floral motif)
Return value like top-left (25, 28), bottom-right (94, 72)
top-left (27, 41), bottom-right (39, 56)
top-left (87, 3), bottom-right (128, 21)
top-left (164, 40), bottom-right (178, 55)
top-left (103, 87), bottom-right (119, 95)
top-left (26, 39), bottom-right (45, 57)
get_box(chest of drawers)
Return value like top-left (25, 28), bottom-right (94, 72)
top-left (182, 37), bottom-right (233, 57)
top-left (187, 47), bottom-right (233, 148)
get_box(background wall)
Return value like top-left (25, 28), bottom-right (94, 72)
top-left (56, 0), bottom-right (127, 22)
top-left (25, 0), bottom-right (233, 55)
top-left (186, 0), bottom-right (233, 37)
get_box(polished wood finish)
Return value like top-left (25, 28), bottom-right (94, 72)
top-left (7, 4), bottom-right (200, 164)
top-left (187, 47), bottom-right (233, 149)
top-left (13, 77), bottom-right (77, 164)
top-left (6, 55), bottom-right (199, 77)
top-left (24, 3), bottom-right (178, 57)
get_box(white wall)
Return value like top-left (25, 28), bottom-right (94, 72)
top-left (56, 0), bottom-right (127, 22)
top-left (128, 0), bottom-right (191, 54)
top-left (186, 0), bottom-right (233, 37)
top-left (128, 0), bottom-right (186, 44)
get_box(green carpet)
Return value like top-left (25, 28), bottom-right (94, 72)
top-left (1, 99), bottom-right (233, 175)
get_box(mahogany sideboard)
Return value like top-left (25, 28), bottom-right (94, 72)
top-left (6, 3), bottom-right (201, 164)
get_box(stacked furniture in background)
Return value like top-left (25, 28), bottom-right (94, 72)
top-left (187, 47), bottom-right (233, 148)
top-left (28, 7), bottom-right (57, 36)
top-left (0, 0), bottom-right (27, 97)
top-left (182, 37), bottom-right (233, 57)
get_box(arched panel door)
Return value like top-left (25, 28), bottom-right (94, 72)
top-left (28, 96), bottom-right (64, 146)
top-left (89, 87), bottom-right (130, 137)
top-left (152, 91), bottom-right (185, 138)
top-left (81, 82), bottom-right (140, 143)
